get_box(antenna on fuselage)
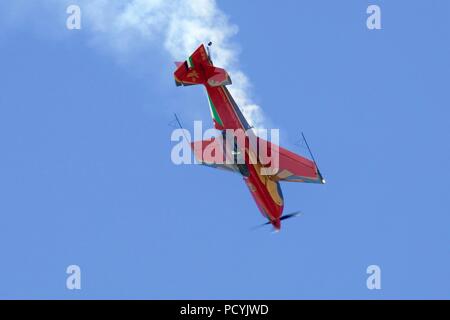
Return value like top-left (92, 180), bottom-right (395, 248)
top-left (207, 42), bottom-right (213, 64)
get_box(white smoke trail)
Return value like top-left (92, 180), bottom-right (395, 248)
top-left (74, 0), bottom-right (265, 128)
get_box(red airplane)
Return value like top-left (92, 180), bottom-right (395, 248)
top-left (174, 44), bottom-right (325, 231)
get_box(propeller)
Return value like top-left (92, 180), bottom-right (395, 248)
top-left (251, 211), bottom-right (303, 230)
top-left (280, 211), bottom-right (303, 221)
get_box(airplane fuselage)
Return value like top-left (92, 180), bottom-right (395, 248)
top-left (204, 85), bottom-right (284, 230)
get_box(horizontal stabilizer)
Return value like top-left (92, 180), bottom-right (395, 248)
top-left (174, 44), bottom-right (231, 87)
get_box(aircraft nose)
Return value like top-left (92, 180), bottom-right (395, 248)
top-left (273, 219), bottom-right (281, 231)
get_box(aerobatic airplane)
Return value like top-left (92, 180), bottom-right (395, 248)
top-left (174, 44), bottom-right (325, 231)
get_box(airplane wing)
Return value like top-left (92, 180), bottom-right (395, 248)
top-left (190, 138), bottom-right (240, 174)
top-left (258, 138), bottom-right (325, 184)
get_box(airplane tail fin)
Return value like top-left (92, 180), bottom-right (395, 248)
top-left (174, 44), bottom-right (232, 87)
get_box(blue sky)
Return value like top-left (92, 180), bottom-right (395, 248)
top-left (0, 0), bottom-right (449, 299)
